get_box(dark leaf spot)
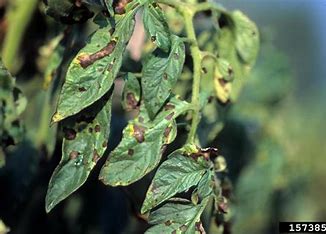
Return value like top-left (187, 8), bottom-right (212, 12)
top-left (164, 126), bottom-right (172, 138)
top-left (218, 78), bottom-right (227, 87)
top-left (114, 0), bottom-right (132, 14)
top-left (107, 63), bottom-right (114, 71)
top-left (173, 52), bottom-right (179, 59)
top-left (218, 202), bottom-right (228, 214)
top-left (151, 36), bottom-right (156, 42)
top-left (88, 127), bottom-right (93, 133)
top-left (163, 73), bottom-right (168, 80)
top-left (165, 220), bottom-right (172, 226)
top-left (227, 67), bottom-right (233, 76)
top-left (92, 149), bottom-right (100, 162)
top-left (195, 222), bottom-right (205, 233)
top-left (128, 149), bottom-right (134, 156)
top-left (201, 67), bottom-right (207, 74)
top-left (165, 112), bottom-right (174, 120)
top-left (172, 231), bottom-right (177, 234)
top-left (126, 92), bottom-right (138, 110)
top-left (64, 128), bottom-right (76, 140)
top-left (69, 151), bottom-right (79, 160)
top-left (133, 125), bottom-right (146, 143)
top-left (164, 103), bottom-right (175, 110)
top-left (102, 141), bottom-right (108, 148)
top-left (109, 28), bottom-right (115, 35)
top-left (78, 87), bottom-right (87, 92)
top-left (95, 125), bottom-right (101, 132)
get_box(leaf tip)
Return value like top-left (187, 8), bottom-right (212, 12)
top-left (51, 112), bottom-right (64, 123)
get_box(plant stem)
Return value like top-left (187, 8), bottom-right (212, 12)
top-left (182, 10), bottom-right (202, 143)
top-left (1, 0), bottom-right (38, 73)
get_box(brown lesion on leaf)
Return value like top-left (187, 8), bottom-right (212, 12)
top-left (102, 141), bottom-right (108, 148)
top-left (165, 112), bottom-right (174, 120)
top-left (164, 126), bottom-right (172, 138)
top-left (164, 220), bottom-right (172, 226)
top-left (128, 149), bottom-right (134, 156)
top-left (133, 124), bottom-right (146, 143)
top-left (64, 128), bottom-right (77, 140)
top-left (164, 103), bottom-right (175, 111)
top-left (78, 87), bottom-right (87, 92)
top-left (190, 147), bottom-right (218, 161)
top-left (125, 92), bottom-right (139, 110)
top-left (69, 151), bottom-right (79, 160)
top-left (77, 40), bottom-right (117, 68)
top-left (195, 222), bottom-right (206, 234)
top-left (92, 149), bottom-right (100, 162)
top-left (114, 0), bottom-right (132, 14)
top-left (94, 124), bottom-right (101, 132)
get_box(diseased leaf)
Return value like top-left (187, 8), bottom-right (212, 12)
top-left (52, 10), bottom-right (136, 122)
top-left (142, 35), bottom-right (185, 119)
top-left (146, 198), bottom-right (209, 234)
top-left (141, 150), bottom-right (207, 213)
top-left (99, 97), bottom-right (190, 186)
top-left (143, 3), bottom-right (171, 51)
top-left (0, 60), bottom-right (26, 147)
top-left (45, 91), bottom-right (113, 212)
top-left (121, 73), bottom-right (141, 111)
top-left (217, 10), bottom-right (259, 101)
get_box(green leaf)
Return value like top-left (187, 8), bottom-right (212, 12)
top-left (143, 3), bottom-right (171, 51)
top-left (121, 73), bottom-right (141, 111)
top-left (142, 35), bottom-right (185, 119)
top-left (146, 198), bottom-right (209, 234)
top-left (141, 150), bottom-right (208, 213)
top-left (0, 60), bottom-right (26, 147)
top-left (52, 10), bottom-right (136, 122)
top-left (45, 91), bottom-right (113, 212)
top-left (99, 97), bottom-right (190, 186)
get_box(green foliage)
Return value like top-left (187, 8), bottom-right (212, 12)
top-left (141, 150), bottom-right (209, 213)
top-left (99, 97), bottom-right (190, 186)
top-left (142, 35), bottom-right (185, 118)
top-left (46, 91), bottom-right (113, 212)
top-left (0, 0), bottom-right (260, 231)
top-left (143, 3), bottom-right (171, 52)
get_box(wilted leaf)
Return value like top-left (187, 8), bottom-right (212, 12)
top-left (99, 97), bottom-right (190, 186)
top-left (143, 3), bottom-right (171, 51)
top-left (52, 10), bottom-right (136, 122)
top-left (141, 150), bottom-right (208, 213)
top-left (45, 91), bottom-right (113, 212)
top-left (217, 10), bottom-right (259, 100)
top-left (142, 35), bottom-right (185, 119)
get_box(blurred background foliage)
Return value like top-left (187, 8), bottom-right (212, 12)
top-left (0, 0), bottom-right (325, 234)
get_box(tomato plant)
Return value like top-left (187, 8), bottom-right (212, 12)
top-left (1, 0), bottom-right (259, 232)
